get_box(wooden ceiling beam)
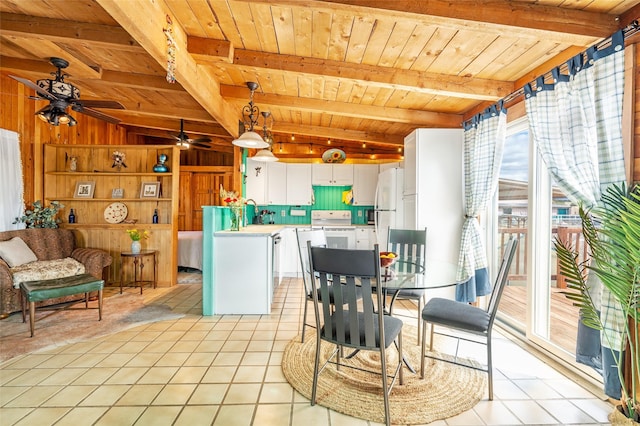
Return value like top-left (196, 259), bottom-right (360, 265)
top-left (221, 84), bottom-right (462, 127)
top-left (1, 35), bottom-right (101, 79)
top-left (107, 104), bottom-right (215, 123)
top-left (115, 116), bottom-right (232, 137)
top-left (96, 0), bottom-right (241, 138)
top-left (97, 70), bottom-right (184, 92)
top-left (0, 57), bottom-right (184, 92)
top-left (245, 0), bottom-right (615, 43)
top-left (126, 125), bottom-right (233, 146)
top-left (0, 12), bottom-right (141, 51)
top-left (272, 122), bottom-right (403, 146)
top-left (190, 44), bottom-right (511, 101)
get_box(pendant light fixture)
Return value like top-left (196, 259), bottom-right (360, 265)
top-left (232, 82), bottom-right (269, 149)
top-left (251, 111), bottom-right (279, 162)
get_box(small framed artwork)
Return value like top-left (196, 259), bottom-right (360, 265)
top-left (111, 188), bottom-right (124, 198)
top-left (140, 182), bottom-right (160, 198)
top-left (74, 181), bottom-right (95, 198)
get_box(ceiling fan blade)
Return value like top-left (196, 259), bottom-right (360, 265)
top-left (190, 137), bottom-right (212, 144)
top-left (191, 141), bottom-right (216, 150)
top-left (10, 75), bottom-right (58, 101)
top-left (76, 99), bottom-right (125, 110)
top-left (73, 106), bottom-right (121, 124)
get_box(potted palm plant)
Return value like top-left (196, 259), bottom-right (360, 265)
top-left (554, 183), bottom-right (639, 423)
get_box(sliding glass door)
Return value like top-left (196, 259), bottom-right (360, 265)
top-left (493, 118), bottom-right (585, 367)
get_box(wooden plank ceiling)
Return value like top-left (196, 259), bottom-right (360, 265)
top-left (1, 0), bottom-right (638, 161)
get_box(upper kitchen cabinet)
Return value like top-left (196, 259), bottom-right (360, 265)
top-left (312, 164), bottom-right (354, 186)
top-left (379, 162), bottom-right (401, 172)
top-left (352, 164), bottom-right (379, 205)
top-left (403, 129), bottom-right (463, 197)
top-left (245, 158), bottom-right (267, 204)
top-left (286, 163), bottom-right (313, 205)
top-left (266, 161), bottom-right (287, 205)
top-left (245, 159), bottom-right (286, 205)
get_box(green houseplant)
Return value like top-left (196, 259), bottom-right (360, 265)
top-left (13, 200), bottom-right (64, 228)
top-left (554, 183), bottom-right (639, 422)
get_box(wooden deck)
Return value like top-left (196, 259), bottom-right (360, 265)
top-left (499, 285), bottom-right (580, 354)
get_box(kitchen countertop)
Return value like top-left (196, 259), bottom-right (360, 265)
top-left (215, 224), bottom-right (374, 236)
top-left (215, 224), bottom-right (285, 236)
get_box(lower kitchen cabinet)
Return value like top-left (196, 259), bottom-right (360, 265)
top-left (213, 233), bottom-right (275, 314)
top-left (356, 227), bottom-right (376, 249)
top-left (280, 227), bottom-right (302, 278)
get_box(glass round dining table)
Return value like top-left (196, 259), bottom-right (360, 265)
top-left (376, 258), bottom-right (466, 374)
top-left (379, 258), bottom-right (465, 309)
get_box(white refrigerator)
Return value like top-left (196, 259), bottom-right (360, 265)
top-left (374, 167), bottom-right (404, 249)
top-left (403, 128), bottom-right (464, 263)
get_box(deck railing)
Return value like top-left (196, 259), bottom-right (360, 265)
top-left (498, 226), bottom-right (587, 288)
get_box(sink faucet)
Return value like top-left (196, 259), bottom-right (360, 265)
top-left (245, 199), bottom-right (259, 226)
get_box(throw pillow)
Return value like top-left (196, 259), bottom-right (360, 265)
top-left (0, 237), bottom-right (38, 267)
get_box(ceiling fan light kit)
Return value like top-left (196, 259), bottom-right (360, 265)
top-left (172, 118), bottom-right (212, 150)
top-left (10, 57), bottom-right (123, 126)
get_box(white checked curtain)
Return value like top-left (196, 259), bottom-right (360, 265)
top-left (0, 129), bottom-right (24, 231)
top-left (456, 103), bottom-right (507, 303)
top-left (524, 30), bottom-right (626, 398)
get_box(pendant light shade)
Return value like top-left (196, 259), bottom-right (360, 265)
top-left (232, 130), bottom-right (269, 149)
top-left (251, 148), bottom-right (279, 162)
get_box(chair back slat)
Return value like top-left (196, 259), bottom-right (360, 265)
top-left (487, 237), bottom-right (519, 317)
top-left (388, 228), bottom-right (427, 274)
top-left (296, 228), bottom-right (327, 295)
top-left (309, 245), bottom-right (383, 349)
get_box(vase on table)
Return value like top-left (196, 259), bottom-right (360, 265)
top-left (131, 240), bottom-right (141, 254)
top-left (229, 207), bottom-right (242, 231)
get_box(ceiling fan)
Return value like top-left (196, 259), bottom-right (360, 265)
top-left (10, 57), bottom-right (125, 126)
top-left (171, 119), bottom-right (213, 150)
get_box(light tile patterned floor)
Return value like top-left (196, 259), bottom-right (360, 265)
top-left (0, 276), bottom-right (613, 425)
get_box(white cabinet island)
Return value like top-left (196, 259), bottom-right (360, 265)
top-left (202, 206), bottom-right (285, 315)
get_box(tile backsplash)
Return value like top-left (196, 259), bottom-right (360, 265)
top-left (245, 186), bottom-right (372, 225)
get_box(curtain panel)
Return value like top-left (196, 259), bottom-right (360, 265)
top-left (524, 30), bottom-right (627, 399)
top-left (0, 129), bottom-right (24, 231)
top-left (456, 104), bottom-right (507, 303)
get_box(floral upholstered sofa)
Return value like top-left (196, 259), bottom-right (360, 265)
top-left (0, 228), bottom-right (112, 318)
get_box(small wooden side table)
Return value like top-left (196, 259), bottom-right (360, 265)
top-left (119, 250), bottom-right (157, 294)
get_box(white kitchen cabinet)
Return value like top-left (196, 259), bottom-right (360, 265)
top-left (266, 161), bottom-right (287, 205)
top-left (352, 164), bottom-right (379, 205)
top-left (312, 163), bottom-right (353, 185)
top-left (355, 227), bottom-right (373, 249)
top-left (379, 162), bottom-right (401, 172)
top-left (280, 227), bottom-right (303, 278)
top-left (245, 158), bottom-right (267, 204)
top-left (213, 233), bottom-right (274, 314)
top-left (286, 164), bottom-right (313, 205)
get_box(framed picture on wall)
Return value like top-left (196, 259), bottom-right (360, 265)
top-left (139, 182), bottom-right (160, 198)
top-left (74, 181), bottom-right (95, 198)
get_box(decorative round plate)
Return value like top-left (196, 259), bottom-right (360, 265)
top-left (322, 148), bottom-right (346, 163)
top-left (104, 202), bottom-right (128, 224)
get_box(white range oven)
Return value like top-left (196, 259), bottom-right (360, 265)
top-left (311, 210), bottom-right (356, 249)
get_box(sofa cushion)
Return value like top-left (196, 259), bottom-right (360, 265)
top-left (11, 257), bottom-right (86, 289)
top-left (0, 237), bottom-right (38, 267)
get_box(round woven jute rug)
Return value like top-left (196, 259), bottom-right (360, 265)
top-left (282, 327), bottom-right (486, 425)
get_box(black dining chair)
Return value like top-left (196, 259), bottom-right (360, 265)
top-left (308, 245), bottom-right (404, 426)
top-left (295, 228), bottom-right (328, 343)
top-left (420, 237), bottom-right (518, 400)
top-left (295, 228), bottom-right (364, 343)
top-left (386, 227), bottom-right (427, 344)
